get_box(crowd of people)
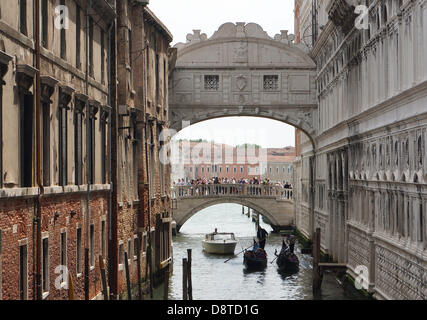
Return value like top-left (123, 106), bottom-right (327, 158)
top-left (174, 177), bottom-right (293, 189)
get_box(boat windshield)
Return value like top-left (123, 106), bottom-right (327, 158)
top-left (212, 234), bottom-right (234, 241)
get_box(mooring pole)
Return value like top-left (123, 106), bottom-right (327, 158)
top-left (187, 249), bottom-right (193, 300)
top-left (312, 228), bottom-right (321, 292)
top-left (124, 252), bottom-right (132, 300)
top-left (182, 258), bottom-right (188, 300)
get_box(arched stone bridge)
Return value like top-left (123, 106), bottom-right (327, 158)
top-left (171, 184), bottom-right (294, 233)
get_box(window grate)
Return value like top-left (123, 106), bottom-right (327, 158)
top-left (263, 75), bottom-right (279, 91)
top-left (204, 75), bottom-right (219, 91)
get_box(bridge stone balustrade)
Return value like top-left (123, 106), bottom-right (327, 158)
top-left (171, 184), bottom-right (295, 233)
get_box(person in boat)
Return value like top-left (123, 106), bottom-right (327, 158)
top-left (252, 238), bottom-right (260, 251)
top-left (214, 228), bottom-right (218, 234)
top-left (257, 226), bottom-right (268, 249)
top-left (287, 234), bottom-right (296, 254)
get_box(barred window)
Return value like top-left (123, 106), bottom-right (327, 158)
top-left (263, 75), bottom-right (279, 91)
top-left (204, 75), bottom-right (220, 91)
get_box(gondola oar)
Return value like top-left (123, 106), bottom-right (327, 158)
top-left (270, 250), bottom-right (279, 264)
top-left (224, 238), bottom-right (266, 263)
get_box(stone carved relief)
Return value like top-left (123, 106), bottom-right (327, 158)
top-left (233, 42), bottom-right (248, 63)
top-left (236, 74), bottom-right (247, 91)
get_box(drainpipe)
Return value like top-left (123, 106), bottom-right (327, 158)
top-left (84, 0), bottom-right (91, 300)
top-left (34, 0), bottom-right (43, 301)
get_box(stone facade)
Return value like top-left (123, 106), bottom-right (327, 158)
top-left (113, 2), bottom-right (174, 298)
top-left (294, 0), bottom-right (427, 300)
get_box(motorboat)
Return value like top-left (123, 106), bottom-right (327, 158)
top-left (202, 232), bottom-right (238, 255)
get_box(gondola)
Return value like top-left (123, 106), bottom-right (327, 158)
top-left (243, 248), bottom-right (267, 270)
top-left (275, 249), bottom-right (299, 272)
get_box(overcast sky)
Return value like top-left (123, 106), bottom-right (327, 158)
top-left (149, 0), bottom-right (296, 148)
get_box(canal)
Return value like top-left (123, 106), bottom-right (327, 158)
top-left (168, 203), bottom-right (367, 300)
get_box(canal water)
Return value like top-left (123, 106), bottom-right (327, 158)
top-left (168, 203), bottom-right (366, 300)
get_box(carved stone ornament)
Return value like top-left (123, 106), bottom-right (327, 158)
top-left (236, 74), bottom-right (247, 91)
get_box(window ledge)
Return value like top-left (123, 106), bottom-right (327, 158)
top-left (42, 292), bottom-right (50, 300)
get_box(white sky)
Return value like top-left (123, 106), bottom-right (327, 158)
top-left (149, 0), bottom-right (296, 148)
top-left (173, 117), bottom-right (296, 148)
top-left (149, 0), bottom-right (296, 46)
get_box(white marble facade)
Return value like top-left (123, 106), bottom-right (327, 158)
top-left (294, 0), bottom-right (427, 300)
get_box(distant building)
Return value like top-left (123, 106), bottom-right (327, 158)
top-left (173, 141), bottom-right (295, 184)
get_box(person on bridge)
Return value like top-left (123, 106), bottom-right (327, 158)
top-left (257, 226), bottom-right (268, 249)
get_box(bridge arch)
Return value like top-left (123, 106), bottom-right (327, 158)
top-left (176, 198), bottom-right (281, 233)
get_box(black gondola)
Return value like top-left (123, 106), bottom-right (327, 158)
top-left (243, 249), bottom-right (267, 270)
top-left (275, 249), bottom-right (299, 272)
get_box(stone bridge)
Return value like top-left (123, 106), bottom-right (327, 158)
top-left (171, 184), bottom-right (294, 232)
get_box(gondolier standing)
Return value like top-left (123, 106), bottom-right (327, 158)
top-left (257, 226), bottom-right (268, 249)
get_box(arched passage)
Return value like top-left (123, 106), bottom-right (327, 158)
top-left (174, 196), bottom-right (295, 233)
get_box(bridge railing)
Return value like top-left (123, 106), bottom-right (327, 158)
top-left (171, 184), bottom-right (293, 201)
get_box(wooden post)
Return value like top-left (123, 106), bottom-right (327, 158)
top-left (163, 267), bottom-right (169, 300)
top-left (124, 252), bottom-right (132, 300)
top-left (187, 249), bottom-right (193, 300)
top-left (68, 272), bottom-right (75, 300)
top-left (136, 239), bottom-right (142, 300)
top-left (182, 258), bottom-right (188, 300)
top-left (99, 255), bottom-right (109, 300)
top-left (312, 228), bottom-right (322, 292)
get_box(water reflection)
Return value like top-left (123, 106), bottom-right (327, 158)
top-left (168, 203), bottom-right (365, 300)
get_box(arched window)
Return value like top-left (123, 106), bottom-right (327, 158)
top-left (417, 136), bottom-right (423, 166)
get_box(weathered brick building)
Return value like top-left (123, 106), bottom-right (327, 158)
top-left (113, 1), bottom-right (174, 299)
top-left (0, 0), bottom-right (173, 300)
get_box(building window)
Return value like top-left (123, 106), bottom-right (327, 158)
top-left (233, 167), bottom-right (237, 173)
top-left (201, 167), bottom-right (204, 173)
top-left (276, 167), bottom-right (279, 173)
top-left (240, 166), bottom-right (243, 173)
top-left (101, 220), bottom-right (106, 258)
top-left (263, 75), bottom-right (279, 91)
top-left (149, 125), bottom-right (155, 198)
top-left (90, 225), bottom-right (95, 267)
top-left (76, 227), bottom-right (82, 274)
top-left (20, 94), bottom-right (34, 187)
top-left (226, 166), bottom-right (229, 173)
top-left (88, 108), bottom-right (96, 185)
top-left (42, 102), bottom-right (50, 186)
top-left (60, 231), bottom-right (67, 268)
top-left (74, 103), bottom-right (83, 186)
top-left (127, 239), bottom-right (132, 263)
top-left (41, 0), bottom-right (48, 48)
top-left (59, 98), bottom-right (68, 187)
top-left (269, 167), bottom-right (272, 174)
top-left (248, 167), bottom-right (250, 174)
top-left (89, 16), bottom-right (94, 77)
top-left (118, 242), bottom-right (124, 269)
top-left (100, 111), bottom-right (108, 184)
top-left (19, 0), bottom-right (27, 36)
top-left (155, 54), bottom-right (160, 104)
top-left (19, 242), bottom-right (28, 300)
top-left (42, 237), bottom-right (49, 294)
top-left (75, 4), bottom-right (81, 68)
top-left (133, 236), bottom-right (138, 260)
top-left (204, 75), bottom-right (219, 91)
top-left (101, 29), bottom-right (105, 84)
top-left (60, 0), bottom-right (66, 59)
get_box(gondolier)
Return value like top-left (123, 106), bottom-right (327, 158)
top-left (257, 226), bottom-right (268, 249)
